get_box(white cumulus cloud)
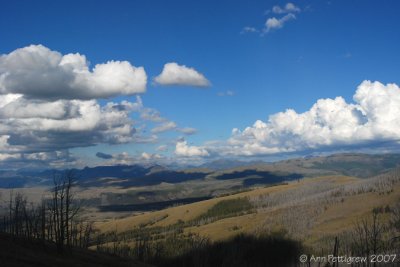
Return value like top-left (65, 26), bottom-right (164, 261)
top-left (0, 44), bottom-right (147, 100)
top-left (154, 62), bottom-right (210, 87)
top-left (219, 81), bottom-right (400, 156)
top-left (0, 94), bottom-right (144, 168)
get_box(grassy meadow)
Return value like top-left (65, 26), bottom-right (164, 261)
top-left (92, 168), bottom-right (400, 265)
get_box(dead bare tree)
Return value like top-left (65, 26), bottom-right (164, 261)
top-left (49, 170), bottom-right (80, 253)
top-left (351, 212), bottom-right (387, 267)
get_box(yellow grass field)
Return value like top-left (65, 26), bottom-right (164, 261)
top-left (95, 173), bottom-right (400, 250)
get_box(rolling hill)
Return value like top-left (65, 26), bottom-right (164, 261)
top-left (93, 167), bottom-right (400, 263)
top-left (1, 153), bottom-right (400, 266)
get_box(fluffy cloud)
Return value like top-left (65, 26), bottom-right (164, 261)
top-left (271, 3), bottom-right (301, 14)
top-left (0, 94), bottom-right (142, 167)
top-left (264, 13), bottom-right (296, 33)
top-left (154, 62), bottom-right (210, 87)
top-left (175, 140), bottom-right (209, 157)
top-left (221, 81), bottom-right (400, 156)
top-left (0, 45), bottom-right (147, 100)
top-left (0, 45), bottom-right (203, 168)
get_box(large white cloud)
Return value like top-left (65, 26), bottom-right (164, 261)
top-left (0, 45), bottom-right (161, 168)
top-left (0, 45), bottom-right (203, 168)
top-left (0, 44), bottom-right (147, 100)
top-left (154, 62), bottom-right (210, 87)
top-left (220, 81), bottom-right (400, 156)
top-left (0, 92), bottom-right (197, 167)
top-left (175, 140), bottom-right (209, 157)
top-left (0, 95), bottom-right (143, 167)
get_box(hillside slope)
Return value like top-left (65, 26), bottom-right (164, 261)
top-left (96, 169), bottom-right (400, 251)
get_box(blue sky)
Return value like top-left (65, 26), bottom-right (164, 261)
top-left (1, 0), bottom-right (400, 169)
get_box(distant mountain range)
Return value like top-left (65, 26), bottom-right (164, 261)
top-left (0, 164), bottom-right (208, 188)
top-left (1, 153), bottom-right (400, 189)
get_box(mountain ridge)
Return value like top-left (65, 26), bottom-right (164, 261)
top-left (1, 153), bottom-right (400, 189)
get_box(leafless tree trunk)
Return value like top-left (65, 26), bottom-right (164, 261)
top-left (49, 170), bottom-right (80, 253)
